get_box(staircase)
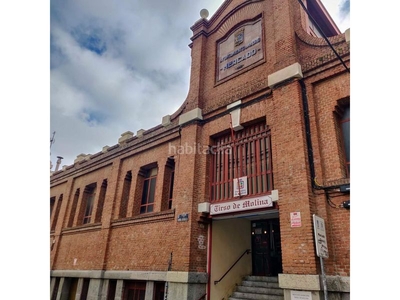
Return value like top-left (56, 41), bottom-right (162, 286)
top-left (229, 276), bottom-right (284, 300)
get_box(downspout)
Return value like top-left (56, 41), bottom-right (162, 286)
top-left (299, 79), bottom-right (317, 189)
top-left (207, 221), bottom-right (212, 300)
top-left (299, 79), bottom-right (349, 192)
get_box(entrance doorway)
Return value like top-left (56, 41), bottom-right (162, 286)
top-left (251, 218), bottom-right (282, 276)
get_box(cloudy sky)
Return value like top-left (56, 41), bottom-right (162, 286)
top-left (49, 0), bottom-right (350, 168)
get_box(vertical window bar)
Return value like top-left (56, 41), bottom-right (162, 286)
top-left (266, 135), bottom-right (272, 191)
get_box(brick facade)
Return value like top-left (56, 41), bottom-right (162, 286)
top-left (50, 0), bottom-right (350, 299)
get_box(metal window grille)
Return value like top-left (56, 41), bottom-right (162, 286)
top-left (210, 122), bottom-right (273, 202)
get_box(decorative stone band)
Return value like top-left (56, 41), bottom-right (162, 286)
top-left (50, 270), bottom-right (208, 284)
top-left (278, 274), bottom-right (350, 293)
top-left (178, 108), bottom-right (203, 126)
top-left (267, 62), bottom-right (303, 88)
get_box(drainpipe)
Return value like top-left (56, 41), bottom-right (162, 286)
top-left (299, 79), bottom-right (317, 189)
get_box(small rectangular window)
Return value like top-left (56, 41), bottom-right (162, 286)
top-left (153, 282), bottom-right (165, 300)
top-left (107, 280), bottom-right (117, 300)
top-left (67, 188), bottom-right (80, 227)
top-left (335, 99), bottom-right (350, 177)
top-left (95, 179), bottom-right (108, 223)
top-left (81, 279), bottom-right (90, 300)
top-left (140, 168), bottom-right (157, 214)
top-left (51, 194), bottom-right (63, 231)
top-left (168, 170), bottom-right (174, 210)
top-left (51, 277), bottom-right (60, 300)
top-left (123, 280), bottom-right (146, 300)
top-left (82, 184), bottom-right (97, 224)
top-left (340, 106), bottom-right (350, 176)
top-left (50, 197), bottom-right (56, 217)
top-left (120, 172), bottom-right (132, 218)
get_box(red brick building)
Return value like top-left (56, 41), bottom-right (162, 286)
top-left (50, 0), bottom-right (350, 299)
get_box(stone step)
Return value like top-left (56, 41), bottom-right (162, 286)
top-left (228, 276), bottom-right (283, 300)
top-left (242, 280), bottom-right (280, 289)
top-left (229, 291), bottom-right (284, 300)
top-left (244, 276), bottom-right (279, 283)
top-left (236, 286), bottom-right (284, 296)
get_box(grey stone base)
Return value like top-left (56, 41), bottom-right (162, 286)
top-left (51, 270), bottom-right (207, 300)
top-left (279, 274), bottom-right (350, 300)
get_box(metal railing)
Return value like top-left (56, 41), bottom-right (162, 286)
top-left (214, 249), bottom-right (251, 285)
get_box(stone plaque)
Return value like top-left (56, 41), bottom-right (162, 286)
top-left (217, 19), bottom-right (263, 81)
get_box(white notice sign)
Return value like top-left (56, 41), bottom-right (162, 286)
top-left (313, 214), bottom-right (329, 258)
top-left (233, 176), bottom-right (248, 197)
top-left (290, 212), bottom-right (302, 227)
top-left (290, 290), bottom-right (312, 300)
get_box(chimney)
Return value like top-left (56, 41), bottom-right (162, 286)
top-left (55, 156), bottom-right (63, 171)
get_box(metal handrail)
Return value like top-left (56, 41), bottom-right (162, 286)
top-left (214, 249), bottom-right (251, 285)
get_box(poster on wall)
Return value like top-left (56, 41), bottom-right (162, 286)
top-left (290, 212), bottom-right (302, 227)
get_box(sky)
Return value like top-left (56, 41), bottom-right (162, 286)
top-left (49, 0), bottom-right (350, 169)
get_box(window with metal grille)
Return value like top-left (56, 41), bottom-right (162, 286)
top-left (123, 281), bottom-right (146, 300)
top-left (153, 282), bottom-right (165, 300)
top-left (210, 122), bottom-right (273, 202)
top-left (140, 167), bottom-right (157, 214)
